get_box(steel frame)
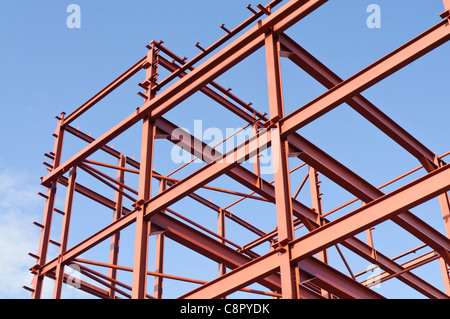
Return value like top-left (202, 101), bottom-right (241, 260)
top-left (27, 0), bottom-right (450, 299)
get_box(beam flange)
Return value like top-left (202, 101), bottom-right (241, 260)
top-left (178, 163), bottom-right (450, 299)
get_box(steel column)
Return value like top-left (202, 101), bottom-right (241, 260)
top-left (308, 166), bottom-right (330, 298)
top-left (278, 33), bottom-right (437, 169)
top-left (107, 154), bottom-right (126, 299)
top-left (132, 46), bottom-right (158, 299)
top-left (265, 29), bottom-right (297, 299)
top-left (435, 159), bottom-right (450, 294)
top-left (218, 208), bottom-right (226, 277)
top-left (33, 1), bottom-right (450, 300)
top-left (40, 0), bottom-right (328, 188)
top-left (153, 179), bottom-right (167, 299)
top-left (181, 163), bottom-right (450, 299)
top-left (32, 114), bottom-right (65, 299)
top-left (279, 19), bottom-right (450, 137)
top-left (155, 116), bottom-right (448, 298)
top-left (53, 166), bottom-right (77, 299)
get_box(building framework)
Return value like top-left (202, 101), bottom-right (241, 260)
top-left (26, 0), bottom-right (450, 299)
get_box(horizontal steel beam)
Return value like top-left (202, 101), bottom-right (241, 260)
top-left (180, 254), bottom-right (384, 299)
top-left (179, 163), bottom-right (450, 299)
top-left (41, 0), bottom-right (327, 188)
top-left (279, 33), bottom-right (437, 169)
top-left (47, 119), bottom-right (447, 299)
top-left (287, 134), bottom-right (450, 258)
top-left (63, 57), bottom-right (147, 127)
top-left (39, 211), bottom-right (137, 276)
top-left (66, 124), bottom-right (264, 236)
top-left (156, 116), bottom-right (448, 298)
top-left (297, 258), bottom-right (385, 299)
top-left (155, 41), bottom-right (442, 298)
top-left (150, 212), bottom-right (282, 294)
top-left (279, 19), bottom-right (450, 137)
top-left (360, 251), bottom-right (439, 287)
top-left (289, 162), bottom-right (450, 262)
top-left (141, 128), bottom-right (272, 218)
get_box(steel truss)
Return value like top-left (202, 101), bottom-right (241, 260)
top-left (27, 0), bottom-right (450, 299)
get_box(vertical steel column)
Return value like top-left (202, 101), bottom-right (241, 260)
top-left (132, 44), bottom-right (159, 299)
top-left (107, 154), bottom-right (126, 299)
top-left (153, 179), bottom-right (167, 299)
top-left (439, 258), bottom-right (450, 295)
top-left (53, 166), bottom-right (77, 299)
top-left (265, 29), bottom-right (298, 299)
top-left (218, 208), bottom-right (227, 277)
top-left (308, 166), bottom-right (330, 298)
top-left (252, 119), bottom-right (262, 187)
top-left (32, 113), bottom-right (66, 299)
top-left (366, 227), bottom-right (378, 260)
top-left (435, 159), bottom-right (450, 294)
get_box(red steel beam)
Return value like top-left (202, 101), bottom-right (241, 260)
top-left (297, 258), bottom-right (385, 299)
top-left (180, 254), bottom-right (384, 299)
top-left (40, 170), bottom-right (365, 299)
top-left (153, 180), bottom-right (166, 299)
top-left (155, 117), bottom-right (448, 298)
top-left (39, 209), bottom-right (137, 276)
top-left (132, 47), bottom-right (159, 299)
top-left (444, 0), bottom-right (450, 12)
top-left (107, 155), bottom-right (126, 299)
top-left (156, 34), bottom-right (450, 268)
top-left (308, 166), bottom-right (330, 298)
top-left (360, 251), bottom-right (439, 287)
top-left (40, 0), bottom-right (328, 188)
top-left (265, 28), bottom-right (298, 299)
top-left (37, 3), bottom-right (450, 300)
top-left (180, 163), bottom-right (450, 299)
top-left (45, 271), bottom-right (112, 299)
top-left (44, 20), bottom-right (450, 298)
top-left (53, 167), bottom-right (77, 299)
top-left (62, 57), bottom-right (147, 127)
top-left (32, 116), bottom-right (65, 299)
top-left (287, 134), bottom-right (450, 260)
top-left (279, 19), bottom-right (450, 137)
top-left (289, 163), bottom-right (450, 264)
top-left (154, 0), bottom-right (283, 91)
top-left (65, 123), bottom-right (265, 237)
top-left (43, 120), bottom-right (447, 299)
top-left (278, 33), bottom-right (438, 170)
top-left (141, 128), bottom-right (271, 220)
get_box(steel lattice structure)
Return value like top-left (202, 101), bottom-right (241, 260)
top-left (27, 0), bottom-right (450, 299)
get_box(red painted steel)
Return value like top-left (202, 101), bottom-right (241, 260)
top-left (30, 0), bottom-right (450, 299)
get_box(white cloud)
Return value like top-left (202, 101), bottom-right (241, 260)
top-left (0, 166), bottom-right (97, 299)
top-left (0, 167), bottom-right (43, 298)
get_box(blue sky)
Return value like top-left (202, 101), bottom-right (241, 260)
top-left (0, 0), bottom-right (449, 299)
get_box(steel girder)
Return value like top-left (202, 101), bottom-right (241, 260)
top-left (31, 0), bottom-right (450, 300)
